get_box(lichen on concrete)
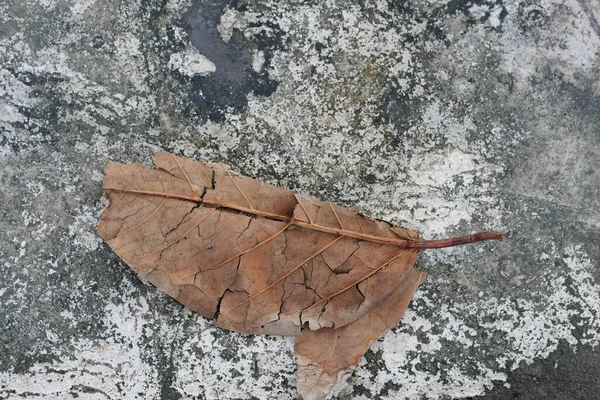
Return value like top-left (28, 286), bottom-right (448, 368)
top-left (1, 0), bottom-right (599, 399)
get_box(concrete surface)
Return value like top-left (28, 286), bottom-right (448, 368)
top-left (1, 0), bottom-right (599, 399)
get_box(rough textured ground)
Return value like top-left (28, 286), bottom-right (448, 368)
top-left (1, 0), bottom-right (599, 399)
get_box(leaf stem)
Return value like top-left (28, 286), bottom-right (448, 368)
top-left (407, 231), bottom-right (503, 249)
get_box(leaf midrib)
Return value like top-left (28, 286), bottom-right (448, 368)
top-left (103, 186), bottom-right (418, 247)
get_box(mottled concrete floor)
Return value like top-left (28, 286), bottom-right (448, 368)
top-left (1, 0), bottom-right (599, 399)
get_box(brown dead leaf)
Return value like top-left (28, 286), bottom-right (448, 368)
top-left (97, 152), bottom-right (502, 399)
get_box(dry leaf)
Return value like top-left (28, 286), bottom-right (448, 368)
top-left (97, 152), bottom-right (501, 399)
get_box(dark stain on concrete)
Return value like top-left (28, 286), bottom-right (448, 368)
top-left (445, 0), bottom-right (508, 25)
top-left (474, 342), bottom-right (600, 400)
top-left (181, 0), bottom-right (280, 121)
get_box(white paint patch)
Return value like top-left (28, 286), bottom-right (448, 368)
top-left (168, 139), bottom-right (201, 157)
top-left (0, 281), bottom-right (295, 399)
top-left (36, 0), bottom-right (58, 8)
top-left (387, 99), bottom-right (507, 234)
top-left (0, 279), bottom-right (162, 398)
top-left (0, 67), bottom-right (35, 151)
top-left (168, 48), bottom-right (217, 77)
top-left (69, 207), bottom-right (103, 251)
top-left (218, 7), bottom-right (244, 42)
top-left (165, 0), bottom-right (192, 14)
top-left (480, 246), bottom-right (600, 357)
top-left (25, 181), bottom-right (45, 198)
top-left (0, 102), bottom-right (24, 124)
top-left (113, 33), bottom-right (148, 93)
top-left (252, 49), bottom-right (265, 73)
top-left (499, 0), bottom-right (600, 89)
top-left (409, 148), bottom-right (477, 189)
top-left (70, 0), bottom-right (96, 17)
top-left (172, 329), bottom-right (295, 399)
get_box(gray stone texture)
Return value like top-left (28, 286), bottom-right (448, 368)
top-left (1, 0), bottom-right (599, 399)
